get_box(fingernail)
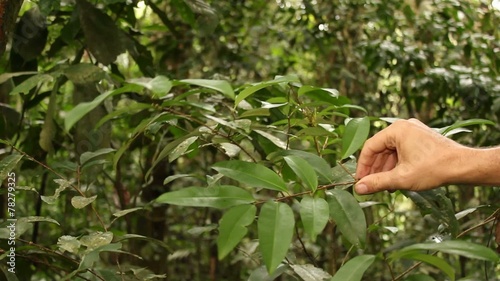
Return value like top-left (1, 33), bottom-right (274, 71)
top-left (355, 183), bottom-right (368, 194)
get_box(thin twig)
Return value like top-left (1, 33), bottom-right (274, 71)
top-left (295, 225), bottom-right (318, 267)
top-left (8, 143), bottom-right (108, 231)
top-left (253, 181), bottom-right (356, 205)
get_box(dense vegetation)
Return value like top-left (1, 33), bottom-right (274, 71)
top-left (0, 0), bottom-right (499, 280)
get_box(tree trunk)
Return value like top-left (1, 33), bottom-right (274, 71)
top-left (0, 0), bottom-right (24, 56)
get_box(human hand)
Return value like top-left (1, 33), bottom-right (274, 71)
top-left (355, 119), bottom-right (466, 194)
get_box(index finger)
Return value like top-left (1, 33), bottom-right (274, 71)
top-left (356, 123), bottom-right (398, 179)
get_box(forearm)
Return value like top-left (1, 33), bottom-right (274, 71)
top-left (447, 146), bottom-right (500, 186)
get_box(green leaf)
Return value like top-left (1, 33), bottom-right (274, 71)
top-left (235, 75), bottom-right (300, 108)
top-left (65, 84), bottom-right (141, 131)
top-left (18, 216), bottom-right (60, 226)
top-left (71, 195), bottom-right (97, 209)
top-left (112, 207), bottom-right (143, 218)
top-left (168, 136), bottom-right (198, 162)
top-left (298, 85), bottom-right (344, 106)
top-left (148, 131), bottom-right (201, 177)
top-left (327, 189), bottom-right (366, 248)
top-left (341, 117), bottom-right (370, 159)
top-left (80, 148), bottom-right (115, 167)
top-left (80, 231), bottom-right (114, 252)
top-left (180, 79), bottom-right (235, 99)
top-left (212, 160), bottom-right (287, 192)
top-left (40, 179), bottom-right (74, 204)
top-left (10, 74), bottom-right (53, 95)
top-left (284, 156), bottom-right (318, 192)
top-left (300, 196), bottom-right (329, 242)
top-left (401, 189), bottom-right (459, 237)
top-left (330, 255), bottom-right (375, 281)
top-left (58, 235), bottom-right (81, 254)
top-left (128, 76), bottom-right (172, 96)
top-left (0, 153), bottom-right (23, 182)
top-left (270, 150), bottom-right (334, 184)
top-left (171, 0), bottom-right (196, 26)
top-left (217, 204), bottom-right (256, 259)
top-left (258, 201), bottom-right (295, 274)
top-left (391, 240), bottom-right (500, 262)
top-left (396, 253), bottom-right (455, 281)
top-left (156, 185), bottom-right (255, 209)
top-left (78, 242), bottom-right (124, 271)
top-left (291, 264), bottom-right (332, 281)
top-left (163, 174), bottom-right (195, 185)
top-left (438, 118), bottom-right (495, 136)
top-left (0, 71), bottom-right (38, 84)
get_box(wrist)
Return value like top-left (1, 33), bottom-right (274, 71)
top-left (444, 145), bottom-right (500, 186)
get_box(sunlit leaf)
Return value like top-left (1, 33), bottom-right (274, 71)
top-left (212, 160), bottom-right (287, 192)
top-left (168, 136), bottom-right (198, 162)
top-left (180, 79), bottom-right (234, 99)
top-left (128, 76), bottom-right (172, 96)
top-left (217, 204), bottom-right (256, 259)
top-left (58, 235), bottom-right (81, 254)
top-left (258, 201), bottom-right (295, 274)
top-left (71, 195), bottom-right (97, 209)
top-left (156, 185), bottom-right (255, 209)
top-left (254, 129), bottom-right (287, 149)
top-left (341, 117), bottom-right (370, 159)
top-left (300, 196), bottom-right (329, 242)
top-left (327, 189), bottom-right (366, 248)
top-left (330, 255), bottom-right (375, 281)
top-left (80, 231), bottom-right (114, 252)
top-left (41, 179), bottom-right (74, 204)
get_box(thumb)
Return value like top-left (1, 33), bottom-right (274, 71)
top-left (355, 170), bottom-right (400, 195)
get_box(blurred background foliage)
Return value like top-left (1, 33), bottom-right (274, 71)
top-left (0, 0), bottom-right (499, 280)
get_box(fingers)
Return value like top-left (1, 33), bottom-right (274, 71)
top-left (356, 124), bottom-right (398, 179)
top-left (355, 169), bottom-right (400, 194)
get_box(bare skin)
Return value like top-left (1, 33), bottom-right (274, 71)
top-left (355, 118), bottom-right (500, 195)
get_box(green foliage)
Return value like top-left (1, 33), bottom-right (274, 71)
top-left (0, 0), bottom-right (498, 280)
top-left (327, 189), bottom-right (367, 249)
